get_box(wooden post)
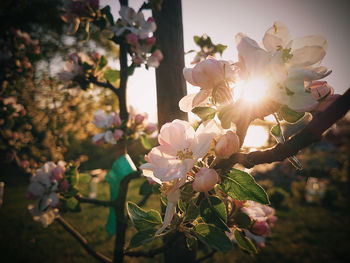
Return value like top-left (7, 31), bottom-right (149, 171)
top-left (153, 0), bottom-right (188, 128)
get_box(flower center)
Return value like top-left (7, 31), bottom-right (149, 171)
top-left (176, 148), bottom-right (193, 160)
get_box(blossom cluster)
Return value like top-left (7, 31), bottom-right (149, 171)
top-left (92, 108), bottom-right (157, 145)
top-left (112, 6), bottom-right (163, 68)
top-left (180, 21), bottom-right (338, 115)
top-left (0, 28), bottom-right (40, 81)
top-left (26, 161), bottom-right (69, 227)
top-left (137, 22), bottom-right (340, 251)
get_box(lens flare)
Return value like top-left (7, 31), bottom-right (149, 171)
top-left (235, 79), bottom-right (269, 102)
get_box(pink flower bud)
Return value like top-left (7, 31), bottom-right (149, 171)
top-left (126, 33), bottom-right (139, 46)
top-left (145, 124), bottom-right (157, 135)
top-left (215, 131), bottom-right (240, 159)
top-left (145, 36), bottom-right (156, 46)
top-left (59, 180), bottom-right (69, 192)
top-left (252, 221), bottom-right (270, 237)
top-left (135, 114), bottom-right (145, 124)
top-left (20, 160), bottom-right (30, 169)
top-left (309, 81), bottom-right (334, 101)
top-left (268, 215), bottom-right (278, 225)
top-left (192, 168), bottom-right (218, 192)
top-left (152, 49), bottom-right (163, 61)
top-left (51, 165), bottom-right (65, 182)
top-left (147, 17), bottom-right (155, 23)
top-left (113, 129), bottom-right (124, 140)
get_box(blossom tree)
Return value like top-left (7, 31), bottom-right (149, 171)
top-left (19, 1), bottom-right (350, 263)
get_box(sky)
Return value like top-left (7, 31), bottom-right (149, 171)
top-left (101, 0), bottom-right (350, 122)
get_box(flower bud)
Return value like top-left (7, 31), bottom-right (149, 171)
top-left (51, 165), bottom-right (65, 182)
top-left (215, 131), bottom-right (240, 159)
top-left (268, 215), bottom-right (278, 225)
top-left (113, 129), bottom-right (124, 140)
top-left (126, 33), bottom-right (139, 46)
top-left (145, 124), bottom-right (157, 135)
top-left (135, 114), bottom-right (145, 124)
top-left (59, 180), bottom-right (69, 192)
top-left (251, 221), bottom-right (270, 237)
top-left (132, 55), bottom-right (143, 65)
top-left (192, 168), bottom-right (218, 192)
top-left (309, 81), bottom-right (333, 101)
top-left (145, 36), bottom-right (156, 46)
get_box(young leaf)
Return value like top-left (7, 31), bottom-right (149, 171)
top-left (97, 55), bottom-right (108, 71)
top-left (103, 68), bottom-right (120, 83)
top-left (183, 201), bottom-right (200, 222)
top-left (233, 212), bottom-right (251, 228)
top-left (63, 197), bottom-right (81, 212)
top-left (186, 236), bottom-right (197, 251)
top-left (278, 105), bottom-right (305, 123)
top-left (191, 107), bottom-right (216, 121)
top-left (220, 169), bottom-right (269, 204)
top-left (140, 135), bottom-right (152, 150)
top-left (127, 202), bottom-right (162, 230)
top-left (127, 228), bottom-right (157, 249)
top-left (200, 196), bottom-right (229, 231)
top-left (234, 230), bottom-right (257, 253)
top-left (193, 223), bottom-right (232, 252)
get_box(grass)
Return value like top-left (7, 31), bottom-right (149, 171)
top-left (1, 162), bottom-right (350, 263)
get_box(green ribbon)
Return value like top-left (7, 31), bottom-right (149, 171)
top-left (105, 154), bottom-right (137, 237)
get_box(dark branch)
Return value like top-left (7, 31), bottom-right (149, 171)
top-left (88, 76), bottom-right (120, 97)
top-left (124, 232), bottom-right (181, 258)
top-left (217, 88), bottom-right (350, 169)
top-left (75, 194), bottom-right (114, 207)
top-left (56, 216), bottom-right (112, 263)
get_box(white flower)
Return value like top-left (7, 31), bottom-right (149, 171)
top-left (28, 203), bottom-right (59, 228)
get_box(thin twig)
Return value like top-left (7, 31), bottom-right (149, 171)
top-left (217, 88), bottom-right (350, 169)
top-left (124, 232), bottom-right (181, 258)
top-left (56, 215), bottom-right (112, 263)
top-left (75, 194), bottom-right (114, 207)
top-left (88, 76), bottom-right (120, 97)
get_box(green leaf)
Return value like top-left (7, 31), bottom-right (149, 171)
top-left (127, 65), bottom-right (135, 76)
top-left (233, 212), bottom-right (251, 228)
top-left (288, 156), bottom-right (303, 170)
top-left (220, 169), bottom-right (269, 204)
top-left (152, 184), bottom-right (161, 194)
top-left (278, 105), bottom-right (305, 123)
top-left (101, 5), bottom-right (114, 25)
top-left (218, 105), bottom-right (234, 129)
top-left (127, 202), bottom-right (162, 230)
top-left (184, 201), bottom-right (200, 222)
top-left (270, 124), bottom-right (281, 137)
top-left (127, 228), bottom-right (157, 249)
top-left (193, 223), bottom-right (232, 252)
top-left (139, 180), bottom-right (153, 196)
top-left (191, 107), bottom-right (216, 121)
top-left (62, 187), bottom-right (79, 198)
top-left (234, 230), bottom-right (257, 253)
top-left (97, 55), bottom-right (108, 71)
top-left (103, 68), bottom-right (120, 83)
top-left (193, 35), bottom-right (201, 45)
top-left (200, 196), bottom-right (229, 231)
top-left (215, 44), bottom-right (227, 55)
top-left (140, 135), bottom-right (152, 150)
top-left (78, 173), bottom-right (91, 184)
top-left (64, 197), bottom-right (81, 212)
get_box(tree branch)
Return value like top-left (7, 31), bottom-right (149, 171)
top-left (56, 216), bottom-right (112, 263)
top-left (75, 194), bottom-right (114, 207)
top-left (123, 232), bottom-right (181, 258)
top-left (217, 88), bottom-right (350, 169)
top-left (88, 76), bottom-right (120, 97)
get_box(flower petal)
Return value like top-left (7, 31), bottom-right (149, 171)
top-left (263, 21), bottom-right (291, 53)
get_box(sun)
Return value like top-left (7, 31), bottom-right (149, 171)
top-left (235, 78), bottom-right (269, 102)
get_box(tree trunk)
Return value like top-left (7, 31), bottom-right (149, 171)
top-left (153, 1), bottom-right (195, 262)
top-left (153, 0), bottom-right (188, 128)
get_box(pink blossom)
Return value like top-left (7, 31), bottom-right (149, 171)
top-left (192, 168), bottom-right (218, 192)
top-left (126, 33), bottom-right (139, 46)
top-left (59, 180), bottom-right (69, 192)
top-left (145, 36), bottom-right (156, 46)
top-left (215, 131), bottom-right (240, 159)
top-left (113, 129), bottom-right (124, 140)
top-left (51, 165), bottom-right (65, 182)
top-left (252, 221), bottom-right (270, 237)
top-left (308, 81), bottom-right (334, 101)
top-left (132, 55), bottom-right (143, 65)
top-left (145, 124), bottom-right (157, 135)
top-left (134, 114), bottom-right (145, 124)
top-left (107, 112), bottom-right (121, 127)
top-left (92, 109), bottom-right (108, 128)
